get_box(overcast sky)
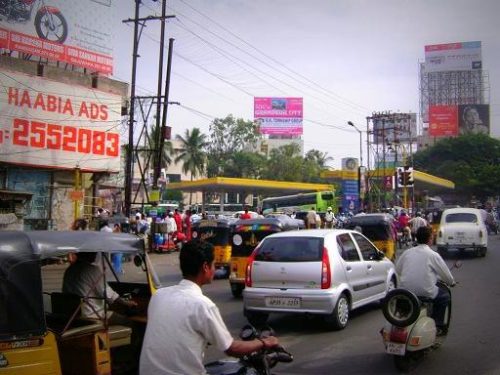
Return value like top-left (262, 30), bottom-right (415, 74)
top-left (111, 0), bottom-right (500, 169)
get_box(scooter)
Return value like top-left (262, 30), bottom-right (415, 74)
top-left (380, 261), bottom-right (461, 372)
top-left (205, 325), bottom-right (293, 375)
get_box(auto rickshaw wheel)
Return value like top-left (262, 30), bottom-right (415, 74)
top-left (230, 283), bottom-right (244, 298)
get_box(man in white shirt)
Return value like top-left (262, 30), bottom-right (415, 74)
top-left (408, 212), bottom-right (427, 241)
top-left (324, 206), bottom-right (336, 229)
top-left (306, 207), bottom-right (317, 229)
top-left (139, 240), bottom-right (279, 375)
top-left (395, 226), bottom-right (455, 335)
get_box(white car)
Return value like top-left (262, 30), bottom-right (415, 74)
top-left (436, 207), bottom-right (488, 257)
top-left (243, 229), bottom-right (397, 330)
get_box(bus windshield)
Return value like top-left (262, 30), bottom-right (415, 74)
top-left (261, 191), bottom-right (335, 214)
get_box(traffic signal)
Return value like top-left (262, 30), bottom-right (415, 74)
top-left (400, 166), bottom-right (414, 186)
top-left (398, 168), bottom-right (405, 186)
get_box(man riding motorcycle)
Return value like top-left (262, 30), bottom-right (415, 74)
top-left (395, 226), bottom-right (456, 335)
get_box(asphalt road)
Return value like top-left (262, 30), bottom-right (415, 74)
top-left (195, 235), bottom-right (500, 375)
top-left (41, 234), bottom-right (500, 374)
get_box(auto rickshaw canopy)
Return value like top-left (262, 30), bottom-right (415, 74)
top-left (0, 231), bottom-right (144, 341)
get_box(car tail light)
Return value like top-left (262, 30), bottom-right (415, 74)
top-left (321, 246), bottom-right (331, 289)
top-left (390, 327), bottom-right (408, 343)
top-left (245, 246), bottom-right (259, 287)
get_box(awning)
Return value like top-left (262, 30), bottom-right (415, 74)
top-left (167, 177), bottom-right (334, 195)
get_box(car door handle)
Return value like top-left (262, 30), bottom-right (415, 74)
top-left (367, 265), bottom-right (372, 270)
top-left (346, 266), bottom-right (352, 271)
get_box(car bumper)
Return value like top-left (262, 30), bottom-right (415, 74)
top-left (243, 287), bottom-right (342, 315)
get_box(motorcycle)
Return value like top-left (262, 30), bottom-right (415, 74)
top-left (205, 325), bottom-right (293, 375)
top-left (0, 0), bottom-right (68, 44)
top-left (380, 261), bottom-right (461, 372)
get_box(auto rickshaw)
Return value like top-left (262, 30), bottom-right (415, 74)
top-left (229, 215), bottom-right (302, 297)
top-left (0, 230), bottom-right (159, 375)
top-left (346, 213), bottom-right (397, 260)
top-left (191, 218), bottom-right (235, 277)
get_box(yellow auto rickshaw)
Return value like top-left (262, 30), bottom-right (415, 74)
top-left (347, 213), bottom-right (397, 260)
top-left (191, 218), bottom-right (235, 277)
top-left (229, 215), bottom-right (303, 297)
top-left (0, 230), bottom-right (158, 375)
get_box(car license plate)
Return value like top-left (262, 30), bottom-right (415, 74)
top-left (386, 342), bottom-right (406, 356)
top-left (265, 297), bottom-right (301, 308)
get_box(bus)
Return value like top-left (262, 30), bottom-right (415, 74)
top-left (261, 191), bottom-right (336, 215)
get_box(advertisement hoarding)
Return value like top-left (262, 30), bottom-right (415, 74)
top-left (458, 104), bottom-right (489, 135)
top-left (424, 41), bottom-right (482, 73)
top-left (0, 0), bottom-right (114, 74)
top-left (429, 105), bottom-right (458, 137)
top-left (0, 69), bottom-right (122, 172)
top-left (254, 97), bottom-right (303, 135)
top-left (372, 113), bottom-right (417, 144)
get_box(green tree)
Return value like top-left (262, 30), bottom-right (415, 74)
top-left (175, 128), bottom-right (209, 204)
top-left (207, 115), bottom-right (261, 177)
top-left (262, 144), bottom-right (304, 181)
top-left (413, 134), bottom-right (500, 202)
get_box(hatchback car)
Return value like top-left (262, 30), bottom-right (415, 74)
top-left (436, 207), bottom-right (488, 257)
top-left (243, 229), bottom-right (397, 330)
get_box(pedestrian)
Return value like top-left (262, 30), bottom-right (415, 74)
top-left (139, 240), bottom-right (279, 374)
top-left (239, 207), bottom-right (252, 220)
top-left (111, 223), bottom-right (124, 274)
top-left (324, 206), bottom-right (336, 228)
top-left (306, 206), bottom-right (317, 229)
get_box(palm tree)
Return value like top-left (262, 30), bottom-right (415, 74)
top-left (175, 128), bottom-right (209, 204)
top-left (305, 149), bottom-right (334, 169)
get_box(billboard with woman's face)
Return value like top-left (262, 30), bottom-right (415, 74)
top-left (458, 104), bottom-right (489, 135)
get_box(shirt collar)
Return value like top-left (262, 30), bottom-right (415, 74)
top-left (179, 278), bottom-right (203, 294)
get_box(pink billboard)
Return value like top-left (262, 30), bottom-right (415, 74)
top-left (254, 97), bottom-right (303, 135)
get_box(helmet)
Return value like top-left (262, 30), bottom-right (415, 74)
top-left (327, 206), bottom-right (332, 211)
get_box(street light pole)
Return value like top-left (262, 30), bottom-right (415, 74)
top-left (348, 121), bottom-right (363, 167)
top-left (348, 121), bottom-right (363, 211)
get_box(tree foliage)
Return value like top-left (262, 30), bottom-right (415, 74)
top-left (413, 134), bottom-right (500, 200)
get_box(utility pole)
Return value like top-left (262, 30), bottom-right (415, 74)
top-left (123, 0), bottom-right (175, 217)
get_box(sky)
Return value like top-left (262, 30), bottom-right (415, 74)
top-left (110, 0), bottom-right (500, 169)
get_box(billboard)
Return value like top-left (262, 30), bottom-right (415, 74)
top-left (458, 104), bottom-right (489, 135)
top-left (372, 113), bottom-right (417, 144)
top-left (0, 0), bottom-right (114, 74)
top-left (254, 97), bottom-right (303, 135)
top-left (0, 69), bottom-right (122, 172)
top-left (424, 41), bottom-right (482, 73)
top-left (429, 105), bottom-right (458, 137)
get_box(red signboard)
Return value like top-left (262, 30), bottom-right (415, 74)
top-left (429, 105), bottom-right (458, 137)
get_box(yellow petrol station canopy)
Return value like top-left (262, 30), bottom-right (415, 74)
top-left (167, 177), bottom-right (334, 195)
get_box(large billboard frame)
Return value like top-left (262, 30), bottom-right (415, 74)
top-left (254, 97), bottom-right (303, 136)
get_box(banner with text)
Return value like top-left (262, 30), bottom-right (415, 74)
top-left (429, 105), bottom-right (458, 136)
top-left (0, 0), bottom-right (114, 74)
top-left (424, 41), bottom-right (482, 73)
top-left (0, 69), bottom-right (122, 172)
top-left (254, 97), bottom-right (303, 135)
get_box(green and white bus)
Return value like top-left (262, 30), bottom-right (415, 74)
top-left (261, 191), bottom-right (336, 215)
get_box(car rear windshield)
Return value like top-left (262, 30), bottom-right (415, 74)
top-left (254, 237), bottom-right (324, 262)
top-left (445, 213), bottom-right (478, 223)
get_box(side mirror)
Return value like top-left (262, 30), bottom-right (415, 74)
top-left (133, 254), bottom-right (143, 267)
top-left (453, 260), bottom-right (463, 269)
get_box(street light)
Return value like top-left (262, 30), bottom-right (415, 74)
top-left (348, 121), bottom-right (364, 211)
top-left (347, 121), bottom-right (363, 167)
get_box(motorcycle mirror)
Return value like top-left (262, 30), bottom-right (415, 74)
top-left (453, 260), bottom-right (463, 269)
top-left (259, 325), bottom-right (275, 338)
top-left (239, 324), bottom-right (257, 340)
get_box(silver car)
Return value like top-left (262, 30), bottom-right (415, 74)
top-left (243, 229), bottom-right (397, 330)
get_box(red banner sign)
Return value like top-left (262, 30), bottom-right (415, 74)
top-left (429, 105), bottom-right (458, 137)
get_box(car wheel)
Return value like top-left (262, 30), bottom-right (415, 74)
top-left (230, 283), bottom-right (244, 298)
top-left (244, 309), bottom-right (268, 327)
top-left (479, 247), bottom-right (487, 257)
top-left (382, 289), bottom-right (421, 327)
top-left (325, 293), bottom-right (349, 330)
